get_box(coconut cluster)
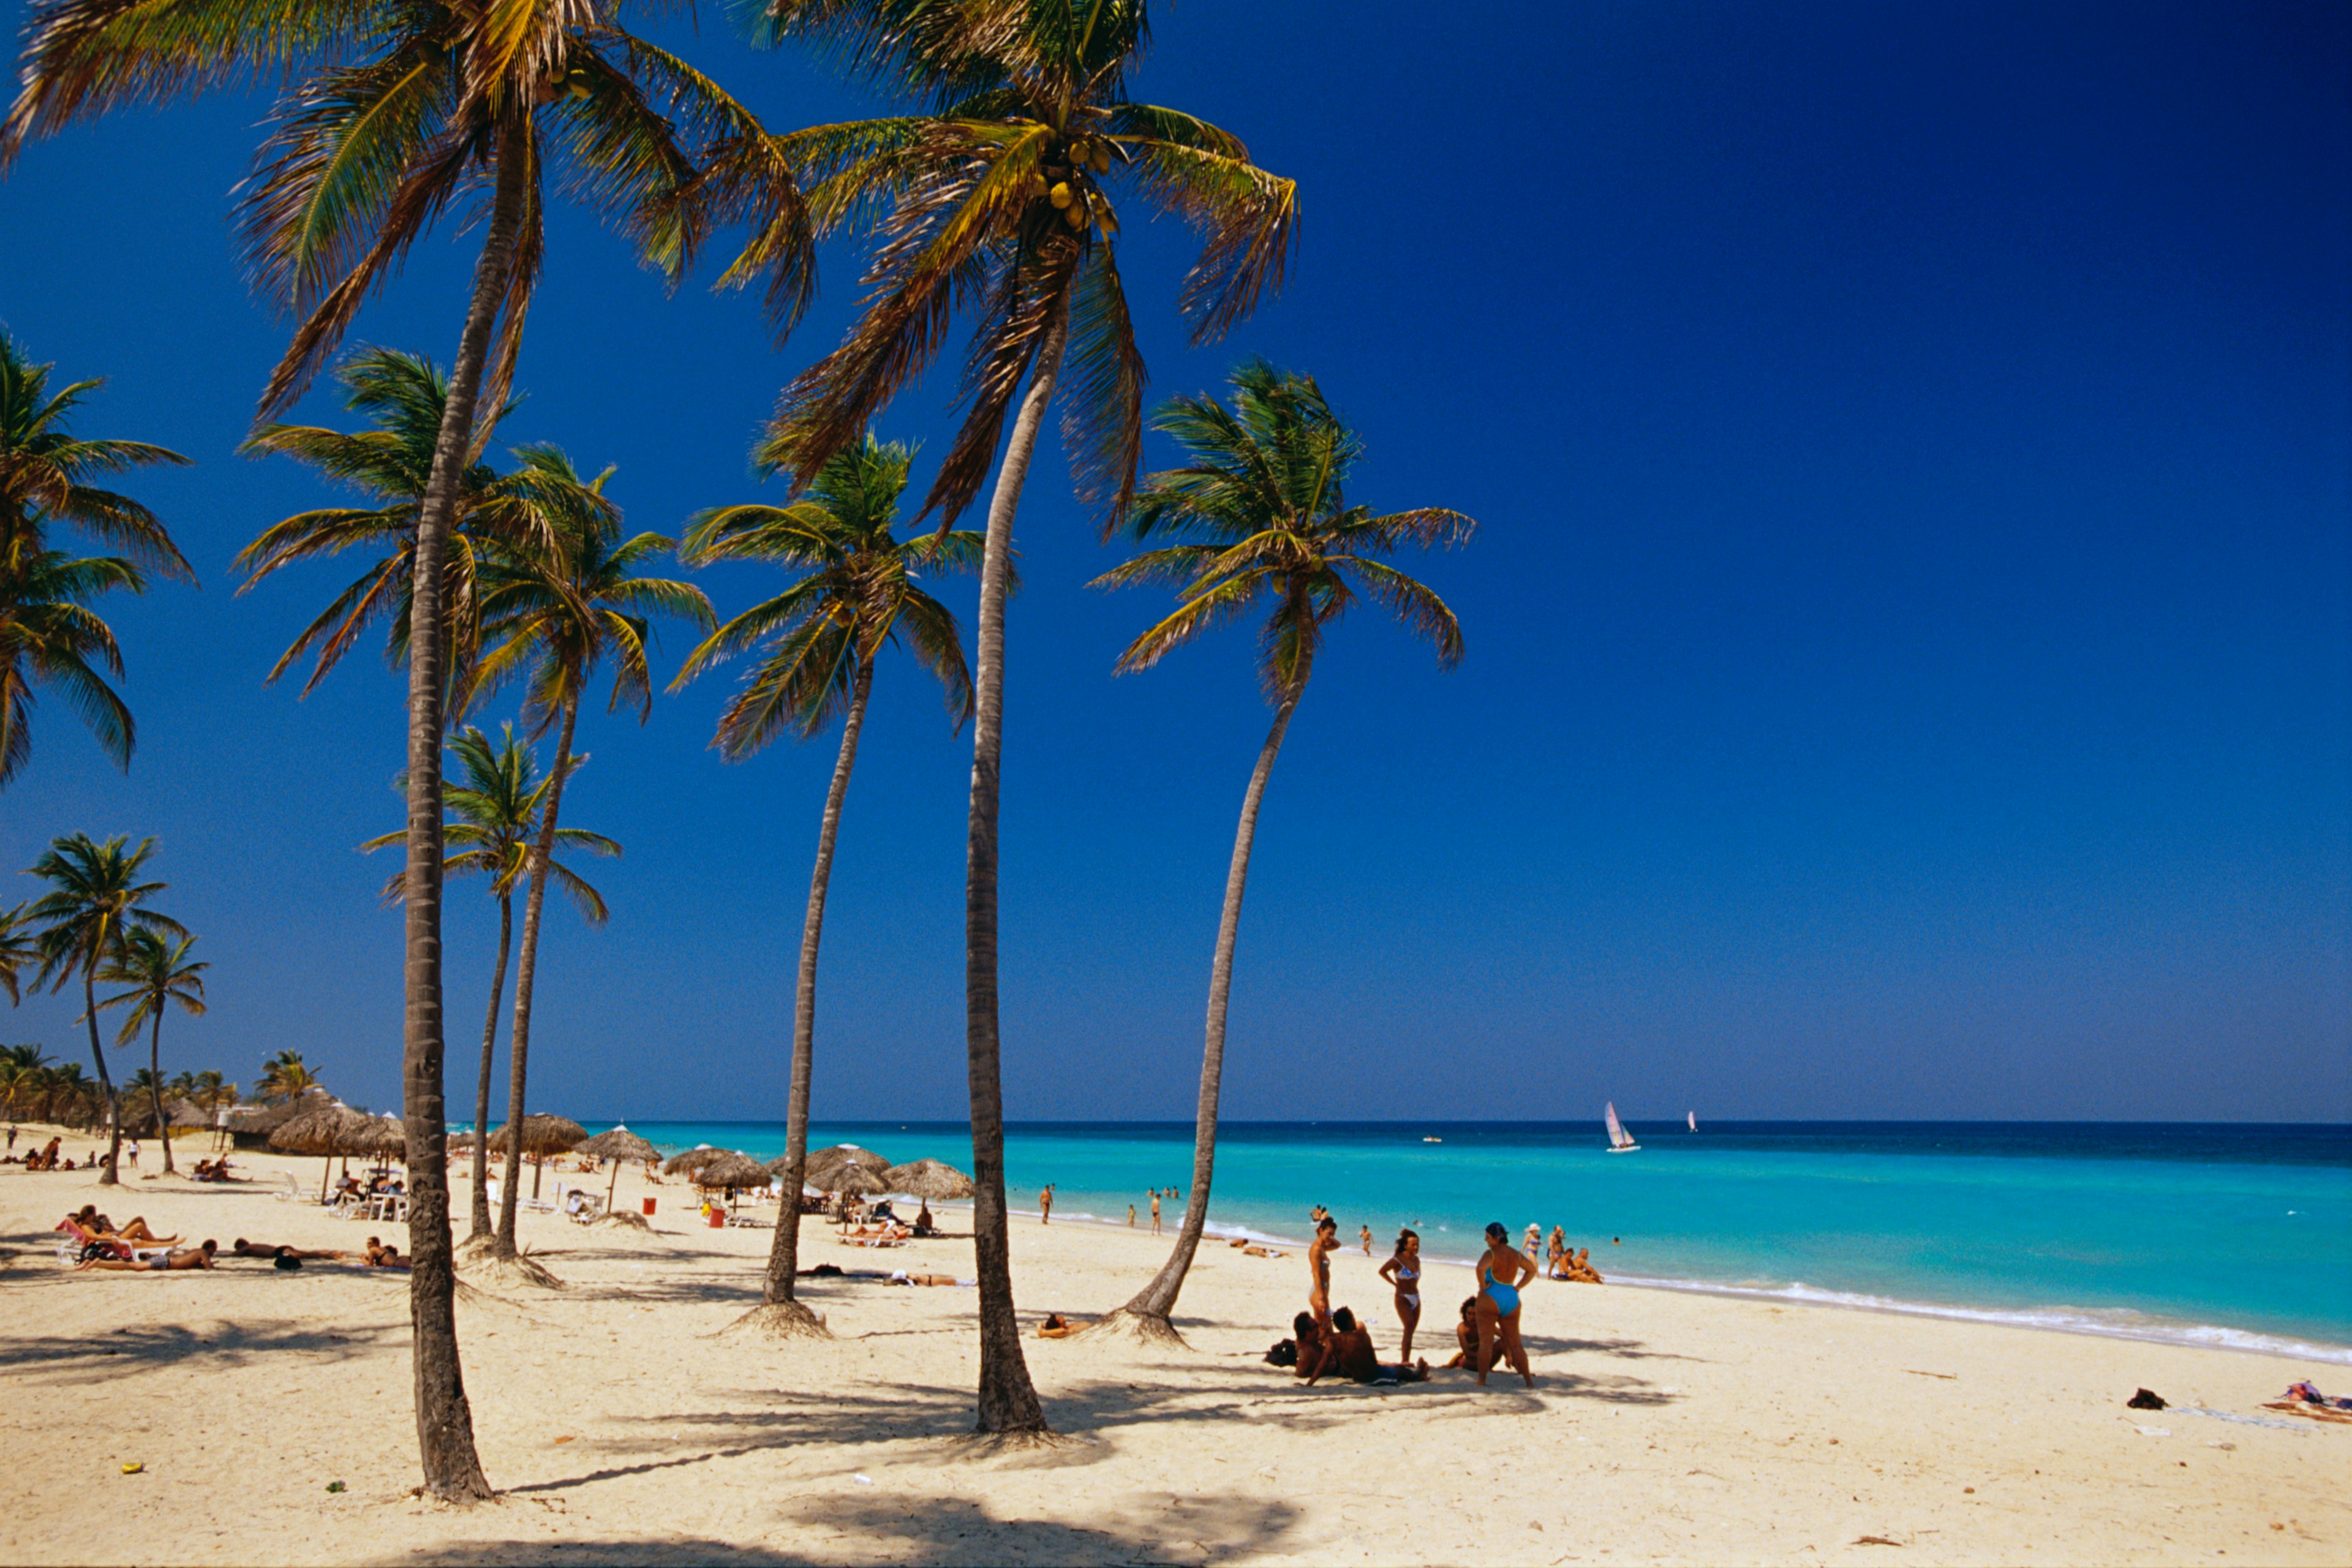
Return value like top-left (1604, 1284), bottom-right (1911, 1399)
top-left (1033, 138), bottom-right (1117, 233)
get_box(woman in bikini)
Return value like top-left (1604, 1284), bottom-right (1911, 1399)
top-left (1378, 1227), bottom-right (1423, 1359)
top-left (1306, 1215), bottom-right (1340, 1333)
top-left (1473, 1221), bottom-right (1537, 1387)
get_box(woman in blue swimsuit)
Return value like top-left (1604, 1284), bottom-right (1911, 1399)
top-left (1473, 1221), bottom-right (1537, 1387)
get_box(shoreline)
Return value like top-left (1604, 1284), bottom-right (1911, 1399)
top-left (5, 1132), bottom-right (2348, 1565)
top-left (933, 1199), bottom-right (2352, 1367)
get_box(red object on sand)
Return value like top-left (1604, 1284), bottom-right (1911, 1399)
top-left (642, 1198), bottom-right (657, 1216)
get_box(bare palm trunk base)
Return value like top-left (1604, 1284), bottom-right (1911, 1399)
top-left (470, 896), bottom-right (511, 1240)
top-left (147, 1012), bottom-right (172, 1175)
top-left (1092, 669), bottom-right (1308, 1344)
top-left (494, 695), bottom-right (579, 1263)
top-left (962, 306), bottom-right (1069, 1437)
top-left (739, 662), bottom-right (875, 1342)
top-left (85, 972), bottom-right (121, 1185)
top-left (396, 111), bottom-right (529, 1507)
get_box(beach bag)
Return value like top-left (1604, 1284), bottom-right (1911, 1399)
top-left (1265, 1338), bottom-right (1297, 1367)
top-left (274, 1254), bottom-right (303, 1271)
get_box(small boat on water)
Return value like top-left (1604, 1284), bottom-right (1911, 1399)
top-left (1605, 1101), bottom-right (1640, 1154)
top-left (1687, 1110), bottom-right (1697, 1131)
top-left (1422, 1136), bottom-right (1443, 1143)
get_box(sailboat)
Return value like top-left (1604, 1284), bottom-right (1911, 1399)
top-left (1605, 1101), bottom-right (1640, 1154)
top-left (1687, 1110), bottom-right (1697, 1132)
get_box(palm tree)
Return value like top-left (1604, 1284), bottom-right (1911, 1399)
top-left (97, 927), bottom-right (208, 1174)
top-left (0, 901), bottom-right (34, 1001)
top-left (0, 1042), bottom-right (51, 1120)
top-left (0, 331), bottom-right (194, 787)
top-left (750, 0), bottom-right (1297, 1435)
top-left (256, 1049), bottom-right (322, 1102)
top-left (1090, 363), bottom-right (1473, 1340)
top-left (362, 723), bottom-right (619, 1238)
top-left (674, 432), bottom-right (976, 1333)
top-left (22, 833), bottom-right (183, 1183)
top-left (7, 2), bottom-right (821, 1498)
top-left (472, 452), bottom-right (710, 1259)
top-left (235, 349), bottom-right (588, 699)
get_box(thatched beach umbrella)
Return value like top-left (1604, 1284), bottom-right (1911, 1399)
top-left (226, 1090), bottom-right (331, 1149)
top-left (696, 1152), bottom-right (771, 1197)
top-left (167, 1099), bottom-right (211, 1130)
top-left (663, 1144), bottom-right (728, 1178)
top-left (270, 1103), bottom-right (374, 1200)
top-left (352, 1114), bottom-right (406, 1163)
top-left (489, 1114), bottom-right (589, 1199)
top-left (577, 1126), bottom-right (661, 1208)
top-left (803, 1144), bottom-right (889, 1187)
top-left (880, 1158), bottom-right (975, 1202)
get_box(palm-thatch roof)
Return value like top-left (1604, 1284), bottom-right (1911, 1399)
top-left (167, 1099), bottom-right (214, 1130)
top-left (350, 1114), bottom-right (407, 1160)
top-left (804, 1144), bottom-right (890, 1185)
top-left (225, 1091), bottom-right (331, 1142)
top-left (268, 1103), bottom-right (377, 1157)
top-left (576, 1126), bottom-right (660, 1164)
top-left (695, 1152), bottom-right (772, 1189)
top-left (663, 1145), bottom-right (729, 1177)
top-left (486, 1114), bottom-right (587, 1156)
top-left (880, 1158), bottom-right (975, 1200)
top-left (829, 1164), bottom-right (883, 1196)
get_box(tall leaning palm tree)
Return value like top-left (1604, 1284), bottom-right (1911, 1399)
top-left (96, 927), bottom-right (208, 1174)
top-left (6, 0), bottom-right (818, 1498)
top-left (0, 331), bottom-right (194, 787)
top-left (23, 833), bottom-right (183, 1183)
top-left (750, 0), bottom-right (1296, 1434)
top-left (674, 432), bottom-right (976, 1335)
top-left (473, 454), bottom-right (710, 1260)
top-left (1089, 363), bottom-right (1474, 1341)
top-left (361, 723), bottom-right (618, 1238)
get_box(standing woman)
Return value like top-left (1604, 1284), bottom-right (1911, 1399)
top-left (1379, 1228), bottom-right (1424, 1360)
top-left (1307, 1215), bottom-right (1340, 1333)
top-left (1474, 1221), bottom-right (1537, 1387)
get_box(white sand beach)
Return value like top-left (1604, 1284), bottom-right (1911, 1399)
top-left (4, 1133), bottom-right (2346, 1566)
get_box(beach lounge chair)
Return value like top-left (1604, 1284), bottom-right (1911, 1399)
top-left (268, 1171), bottom-right (301, 1202)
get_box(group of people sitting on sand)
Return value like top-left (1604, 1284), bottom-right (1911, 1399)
top-left (11, 1137), bottom-right (76, 1170)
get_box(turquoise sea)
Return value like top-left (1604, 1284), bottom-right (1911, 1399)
top-left (548, 1119), bottom-right (2352, 1363)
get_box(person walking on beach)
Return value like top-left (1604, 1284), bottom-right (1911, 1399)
top-left (1150, 1191), bottom-right (1162, 1236)
top-left (1127, 1204), bottom-right (1136, 1227)
top-left (1379, 1227), bottom-right (1423, 1360)
top-left (1039, 1186), bottom-right (1054, 1225)
top-left (1474, 1221), bottom-right (1537, 1387)
top-left (1359, 1224), bottom-right (1373, 1256)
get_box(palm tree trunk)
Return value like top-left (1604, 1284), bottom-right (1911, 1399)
top-left (147, 1009), bottom-right (172, 1174)
top-left (752, 658), bottom-right (873, 1329)
top-left (963, 299), bottom-right (1069, 1436)
top-left (396, 110), bottom-right (527, 1506)
top-left (495, 693), bottom-right (580, 1259)
top-left (84, 970), bottom-right (120, 1185)
top-left (469, 895), bottom-right (511, 1240)
top-left (1112, 665), bottom-right (1310, 1335)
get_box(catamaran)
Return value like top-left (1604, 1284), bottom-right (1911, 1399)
top-left (1605, 1101), bottom-right (1640, 1153)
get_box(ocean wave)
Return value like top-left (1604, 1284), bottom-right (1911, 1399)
top-left (1612, 1273), bottom-right (2352, 1365)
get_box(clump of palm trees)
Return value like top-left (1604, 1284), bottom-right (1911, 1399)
top-left (0, 0), bottom-right (1476, 1498)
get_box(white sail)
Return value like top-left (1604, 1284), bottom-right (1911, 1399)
top-left (1605, 1102), bottom-right (1637, 1150)
top-left (1688, 1110), bottom-right (1697, 1131)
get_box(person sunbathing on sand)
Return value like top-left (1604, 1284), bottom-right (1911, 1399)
top-left (1291, 1311), bottom-right (1334, 1381)
top-left (232, 1239), bottom-right (347, 1262)
top-left (363, 1237), bottom-right (411, 1269)
top-left (1308, 1307), bottom-right (1431, 1386)
top-left (80, 1240), bottom-right (217, 1272)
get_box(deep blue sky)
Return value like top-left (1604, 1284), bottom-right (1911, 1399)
top-left (2, 1), bottom-right (2345, 1124)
